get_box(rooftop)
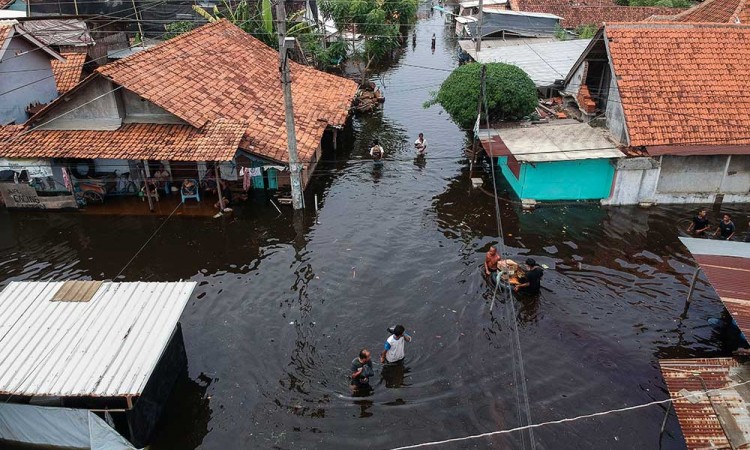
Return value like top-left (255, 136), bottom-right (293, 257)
top-left (94, 19), bottom-right (358, 164)
top-left (50, 52), bottom-right (86, 94)
top-left (0, 281), bottom-right (196, 397)
top-left (663, 0), bottom-right (750, 23)
top-left (17, 18), bottom-right (94, 47)
top-left (679, 237), bottom-right (750, 338)
top-left (0, 120), bottom-right (247, 161)
top-left (479, 121), bottom-right (622, 162)
top-left (605, 22), bottom-right (750, 148)
top-left (659, 357), bottom-right (750, 450)
top-left (465, 38), bottom-right (590, 87)
top-left (508, 0), bottom-right (682, 28)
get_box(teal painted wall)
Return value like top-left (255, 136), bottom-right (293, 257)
top-left (496, 157), bottom-right (615, 201)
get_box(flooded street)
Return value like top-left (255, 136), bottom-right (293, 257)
top-left (0, 7), bottom-right (746, 450)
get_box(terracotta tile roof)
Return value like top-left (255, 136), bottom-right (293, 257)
top-left (51, 52), bottom-right (87, 94)
top-left (508, 0), bottom-right (682, 27)
top-left (96, 20), bottom-right (358, 164)
top-left (606, 23), bottom-right (750, 147)
top-left (0, 0), bottom-right (13, 9)
top-left (0, 120), bottom-right (247, 161)
top-left (670, 0), bottom-right (750, 22)
top-left (0, 25), bottom-right (12, 55)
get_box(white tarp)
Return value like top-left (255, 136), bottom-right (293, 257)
top-left (0, 403), bottom-right (138, 450)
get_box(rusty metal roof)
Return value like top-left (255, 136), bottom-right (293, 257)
top-left (659, 358), bottom-right (750, 450)
top-left (680, 238), bottom-right (750, 338)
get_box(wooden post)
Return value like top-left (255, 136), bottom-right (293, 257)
top-left (333, 128), bottom-right (338, 150)
top-left (475, 0), bottom-right (484, 53)
top-left (214, 163), bottom-right (224, 211)
top-left (682, 266), bottom-right (701, 317)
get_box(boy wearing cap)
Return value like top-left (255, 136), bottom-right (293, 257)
top-left (514, 258), bottom-right (543, 294)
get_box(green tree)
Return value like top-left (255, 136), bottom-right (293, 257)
top-left (191, 0), bottom-right (313, 47)
top-left (574, 24), bottom-right (598, 39)
top-left (319, 0), bottom-right (418, 81)
top-left (163, 21), bottom-right (196, 40)
top-left (424, 63), bottom-right (538, 128)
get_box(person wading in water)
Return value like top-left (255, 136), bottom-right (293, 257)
top-left (370, 139), bottom-right (384, 164)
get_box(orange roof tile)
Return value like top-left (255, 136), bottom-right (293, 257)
top-left (51, 52), bottom-right (87, 94)
top-left (0, 120), bottom-right (247, 161)
top-left (0, 0), bottom-right (13, 9)
top-left (508, 0), bottom-right (682, 27)
top-left (0, 25), bottom-right (13, 55)
top-left (605, 22), bottom-right (750, 147)
top-left (96, 20), bottom-right (358, 164)
top-left (671, 0), bottom-right (750, 23)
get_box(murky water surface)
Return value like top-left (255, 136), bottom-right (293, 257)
top-left (1, 7), bottom-right (748, 450)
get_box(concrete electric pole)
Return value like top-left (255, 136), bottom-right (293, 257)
top-left (476, 0), bottom-right (484, 53)
top-left (276, 0), bottom-right (304, 210)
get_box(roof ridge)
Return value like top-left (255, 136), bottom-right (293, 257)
top-left (607, 20), bottom-right (750, 27)
top-left (96, 19), bottom-right (231, 75)
top-left (671, 0), bottom-right (720, 20)
top-left (731, 0), bottom-right (749, 22)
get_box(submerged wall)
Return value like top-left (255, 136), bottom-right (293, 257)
top-left (497, 157), bottom-right (616, 201)
top-left (604, 155), bottom-right (750, 205)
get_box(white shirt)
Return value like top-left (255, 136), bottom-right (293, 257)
top-left (414, 138), bottom-right (427, 152)
top-left (384, 334), bottom-right (406, 363)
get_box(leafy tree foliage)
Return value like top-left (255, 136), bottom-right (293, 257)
top-left (425, 63), bottom-right (538, 128)
top-left (319, 0), bottom-right (418, 80)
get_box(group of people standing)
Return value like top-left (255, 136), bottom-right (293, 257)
top-left (369, 133), bottom-right (428, 164)
top-left (688, 210), bottom-right (750, 241)
top-left (484, 246), bottom-right (543, 294)
top-left (350, 325), bottom-right (411, 394)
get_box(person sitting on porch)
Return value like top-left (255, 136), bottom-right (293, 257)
top-left (182, 179), bottom-right (197, 195)
top-left (154, 164), bottom-right (171, 195)
top-left (214, 179), bottom-right (233, 211)
top-left (141, 178), bottom-right (159, 201)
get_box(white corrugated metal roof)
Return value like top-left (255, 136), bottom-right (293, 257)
top-left (680, 237), bottom-right (750, 258)
top-left (460, 0), bottom-right (506, 8)
top-left (470, 38), bottom-right (590, 87)
top-left (0, 281), bottom-right (196, 398)
top-left (484, 122), bottom-right (623, 162)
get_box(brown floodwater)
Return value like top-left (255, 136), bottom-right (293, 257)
top-left (1, 6), bottom-right (749, 450)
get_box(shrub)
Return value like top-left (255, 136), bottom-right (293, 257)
top-left (424, 63), bottom-right (538, 128)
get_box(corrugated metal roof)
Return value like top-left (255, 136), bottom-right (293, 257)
top-left (0, 281), bottom-right (196, 398)
top-left (469, 39), bottom-right (591, 87)
top-left (680, 238), bottom-right (750, 338)
top-left (659, 358), bottom-right (750, 450)
top-left (479, 122), bottom-right (622, 162)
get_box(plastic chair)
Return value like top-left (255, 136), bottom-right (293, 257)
top-left (181, 179), bottom-right (200, 203)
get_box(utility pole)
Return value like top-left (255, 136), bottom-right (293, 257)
top-left (276, 0), bottom-right (304, 210)
top-left (475, 0), bottom-right (484, 53)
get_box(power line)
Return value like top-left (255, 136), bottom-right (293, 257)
top-left (390, 376), bottom-right (750, 449)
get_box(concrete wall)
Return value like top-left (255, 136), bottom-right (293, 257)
top-left (34, 76), bottom-right (122, 130)
top-left (121, 90), bottom-right (185, 124)
top-left (604, 155), bottom-right (750, 205)
top-left (497, 156), bottom-right (615, 201)
top-left (604, 76), bottom-right (627, 145)
top-left (0, 37), bottom-right (58, 125)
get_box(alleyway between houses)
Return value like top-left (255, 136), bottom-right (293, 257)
top-left (0, 7), bottom-right (746, 450)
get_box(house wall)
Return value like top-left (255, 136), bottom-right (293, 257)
top-left (603, 155), bottom-right (750, 205)
top-left (33, 76), bottom-right (122, 130)
top-left (521, 158), bottom-right (615, 201)
top-left (0, 37), bottom-right (58, 125)
top-left (497, 156), bottom-right (615, 201)
top-left (563, 61), bottom-right (586, 98)
top-left (604, 76), bottom-right (627, 145)
top-left (121, 90), bottom-right (185, 124)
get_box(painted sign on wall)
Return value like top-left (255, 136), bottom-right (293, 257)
top-left (0, 183), bottom-right (77, 210)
